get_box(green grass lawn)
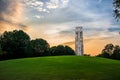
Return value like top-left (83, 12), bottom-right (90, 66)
top-left (0, 56), bottom-right (120, 80)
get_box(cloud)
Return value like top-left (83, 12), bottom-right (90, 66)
top-left (46, 0), bottom-right (69, 9)
top-left (46, 0), bottom-right (59, 9)
top-left (108, 27), bottom-right (120, 32)
top-left (0, 21), bottom-right (28, 34)
top-left (34, 15), bottom-right (44, 19)
top-left (24, 0), bottom-right (43, 7)
top-left (0, 0), bottom-right (29, 33)
top-left (37, 8), bottom-right (49, 13)
top-left (0, 0), bottom-right (24, 23)
top-left (24, 0), bottom-right (47, 13)
top-left (23, 0), bottom-right (69, 19)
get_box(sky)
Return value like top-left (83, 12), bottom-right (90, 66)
top-left (0, 0), bottom-right (120, 56)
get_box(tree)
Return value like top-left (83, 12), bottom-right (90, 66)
top-left (0, 44), bottom-right (2, 55)
top-left (50, 46), bottom-right (57, 56)
top-left (111, 45), bottom-right (120, 60)
top-left (104, 43), bottom-right (114, 55)
top-left (113, 0), bottom-right (120, 21)
top-left (0, 44), bottom-right (3, 60)
top-left (30, 39), bottom-right (50, 56)
top-left (97, 44), bottom-right (120, 60)
top-left (0, 30), bottom-right (30, 58)
top-left (55, 45), bottom-right (66, 55)
top-left (97, 44), bottom-right (114, 58)
top-left (64, 46), bottom-right (75, 55)
top-left (50, 45), bottom-right (65, 56)
top-left (50, 45), bottom-right (75, 56)
top-left (84, 54), bottom-right (90, 56)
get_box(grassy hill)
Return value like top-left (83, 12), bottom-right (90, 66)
top-left (0, 56), bottom-right (120, 80)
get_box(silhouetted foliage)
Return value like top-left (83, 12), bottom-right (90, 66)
top-left (0, 44), bottom-right (3, 59)
top-left (55, 45), bottom-right (66, 55)
top-left (97, 44), bottom-right (120, 60)
top-left (97, 44), bottom-right (114, 58)
top-left (111, 45), bottom-right (120, 60)
top-left (0, 30), bottom-right (30, 59)
top-left (50, 45), bottom-right (75, 56)
top-left (64, 46), bottom-right (75, 55)
top-left (30, 39), bottom-right (50, 56)
top-left (0, 44), bottom-right (2, 54)
top-left (84, 54), bottom-right (90, 56)
top-left (113, 0), bottom-right (120, 21)
top-left (50, 46), bottom-right (57, 56)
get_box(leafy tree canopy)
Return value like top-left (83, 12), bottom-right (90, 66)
top-left (30, 38), bottom-right (50, 56)
top-left (0, 30), bottom-right (30, 58)
top-left (97, 43), bottom-right (120, 60)
top-left (113, 0), bottom-right (120, 21)
top-left (50, 45), bottom-right (75, 56)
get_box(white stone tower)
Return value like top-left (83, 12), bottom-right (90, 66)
top-left (75, 27), bottom-right (84, 56)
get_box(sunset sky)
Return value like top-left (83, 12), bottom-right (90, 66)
top-left (0, 0), bottom-right (120, 56)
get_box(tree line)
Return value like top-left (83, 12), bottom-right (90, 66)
top-left (97, 44), bottom-right (120, 60)
top-left (0, 30), bottom-right (75, 60)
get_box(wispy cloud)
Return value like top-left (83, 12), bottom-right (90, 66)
top-left (46, 0), bottom-right (59, 9)
top-left (24, 0), bottom-right (70, 19)
top-left (46, 0), bottom-right (69, 9)
top-left (34, 15), bottom-right (44, 19)
top-left (0, 0), bottom-right (25, 22)
top-left (0, 0), bottom-right (29, 33)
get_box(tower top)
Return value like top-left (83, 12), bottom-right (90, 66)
top-left (75, 26), bottom-right (83, 32)
top-left (76, 26), bottom-right (82, 29)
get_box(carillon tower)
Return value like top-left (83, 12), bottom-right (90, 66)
top-left (75, 27), bottom-right (84, 56)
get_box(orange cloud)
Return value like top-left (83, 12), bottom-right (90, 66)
top-left (0, 21), bottom-right (29, 34)
top-left (0, 0), bottom-right (28, 34)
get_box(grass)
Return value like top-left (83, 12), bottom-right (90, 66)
top-left (0, 56), bottom-right (120, 80)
